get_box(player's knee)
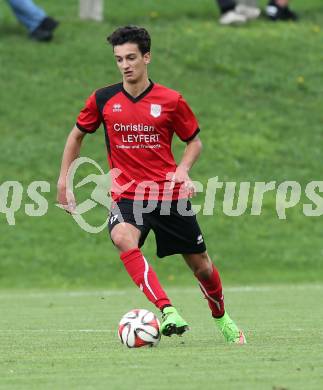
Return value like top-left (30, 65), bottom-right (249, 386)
top-left (111, 232), bottom-right (123, 248)
top-left (194, 254), bottom-right (213, 280)
top-left (111, 231), bottom-right (136, 251)
top-left (195, 266), bottom-right (212, 280)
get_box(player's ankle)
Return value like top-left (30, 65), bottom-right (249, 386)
top-left (160, 304), bottom-right (173, 313)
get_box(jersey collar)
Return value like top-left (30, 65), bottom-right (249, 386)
top-left (121, 79), bottom-right (154, 103)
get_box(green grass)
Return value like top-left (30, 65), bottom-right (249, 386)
top-left (1, 0), bottom-right (323, 287)
top-left (0, 285), bottom-right (322, 389)
top-left (1, 3), bottom-right (322, 388)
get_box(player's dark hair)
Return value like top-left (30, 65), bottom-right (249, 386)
top-left (107, 25), bottom-right (151, 55)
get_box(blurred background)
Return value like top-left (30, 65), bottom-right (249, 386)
top-left (1, 0), bottom-right (323, 289)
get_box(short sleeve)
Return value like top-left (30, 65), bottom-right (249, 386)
top-left (172, 95), bottom-right (200, 142)
top-left (76, 93), bottom-right (101, 133)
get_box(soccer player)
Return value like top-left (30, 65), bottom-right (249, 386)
top-left (57, 25), bottom-right (246, 344)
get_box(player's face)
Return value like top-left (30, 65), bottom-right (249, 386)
top-left (114, 43), bottom-right (150, 84)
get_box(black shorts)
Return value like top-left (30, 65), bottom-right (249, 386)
top-left (108, 198), bottom-right (207, 258)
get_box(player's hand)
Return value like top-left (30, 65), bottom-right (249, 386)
top-left (168, 167), bottom-right (196, 198)
top-left (56, 182), bottom-right (77, 214)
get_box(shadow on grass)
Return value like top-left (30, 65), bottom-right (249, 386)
top-left (0, 24), bottom-right (27, 40)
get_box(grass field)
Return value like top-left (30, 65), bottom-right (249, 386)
top-left (1, 0), bottom-right (323, 287)
top-left (1, 2), bottom-right (323, 389)
top-left (0, 285), bottom-right (322, 389)
top-left (1, 1), bottom-right (323, 389)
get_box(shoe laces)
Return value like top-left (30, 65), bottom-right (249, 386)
top-left (161, 309), bottom-right (173, 321)
top-left (221, 319), bottom-right (239, 341)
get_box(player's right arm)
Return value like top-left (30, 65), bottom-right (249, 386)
top-left (57, 91), bottom-right (101, 212)
top-left (57, 126), bottom-right (86, 212)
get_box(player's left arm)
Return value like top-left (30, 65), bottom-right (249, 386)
top-left (170, 135), bottom-right (202, 198)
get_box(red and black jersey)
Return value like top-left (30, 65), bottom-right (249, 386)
top-left (76, 81), bottom-right (200, 200)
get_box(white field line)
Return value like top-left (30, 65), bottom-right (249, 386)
top-left (0, 284), bottom-right (322, 299)
top-left (0, 328), bottom-right (310, 334)
top-left (0, 290), bottom-right (126, 299)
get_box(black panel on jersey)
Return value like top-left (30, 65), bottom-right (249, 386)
top-left (95, 83), bottom-right (123, 113)
top-left (95, 83), bottom-right (123, 158)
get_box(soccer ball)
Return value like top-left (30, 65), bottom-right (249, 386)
top-left (118, 309), bottom-right (161, 348)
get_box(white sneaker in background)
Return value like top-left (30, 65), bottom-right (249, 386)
top-left (219, 10), bottom-right (247, 25)
top-left (235, 4), bottom-right (261, 20)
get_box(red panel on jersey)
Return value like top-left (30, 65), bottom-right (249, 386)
top-left (76, 93), bottom-right (101, 133)
top-left (76, 82), bottom-right (200, 200)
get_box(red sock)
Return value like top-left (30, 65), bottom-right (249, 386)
top-left (120, 248), bottom-right (172, 311)
top-left (196, 263), bottom-right (225, 318)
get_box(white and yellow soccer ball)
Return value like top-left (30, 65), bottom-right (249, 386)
top-left (118, 309), bottom-right (161, 348)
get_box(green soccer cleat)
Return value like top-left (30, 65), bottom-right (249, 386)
top-left (160, 306), bottom-right (189, 337)
top-left (215, 311), bottom-right (246, 344)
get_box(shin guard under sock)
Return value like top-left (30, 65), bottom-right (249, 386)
top-left (120, 248), bottom-right (171, 310)
top-left (196, 263), bottom-right (225, 318)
